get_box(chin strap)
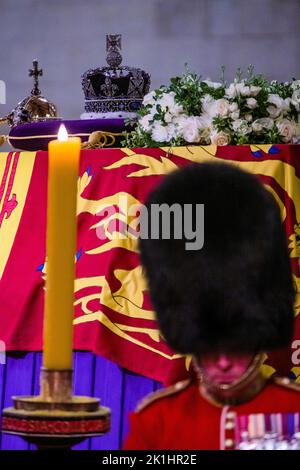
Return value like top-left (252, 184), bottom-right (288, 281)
top-left (193, 353), bottom-right (267, 406)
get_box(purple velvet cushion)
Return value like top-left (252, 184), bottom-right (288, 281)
top-left (8, 118), bottom-right (131, 151)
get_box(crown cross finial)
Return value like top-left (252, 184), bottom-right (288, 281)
top-left (81, 35), bottom-right (151, 114)
top-left (106, 34), bottom-right (122, 69)
top-left (29, 60), bottom-right (43, 96)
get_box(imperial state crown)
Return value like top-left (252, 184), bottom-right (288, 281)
top-left (81, 35), bottom-right (150, 118)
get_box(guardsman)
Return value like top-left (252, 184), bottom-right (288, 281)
top-left (124, 162), bottom-right (299, 450)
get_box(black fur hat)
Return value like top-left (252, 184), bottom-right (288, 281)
top-left (139, 162), bottom-right (295, 355)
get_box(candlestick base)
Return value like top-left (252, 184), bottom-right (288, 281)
top-left (1, 369), bottom-right (110, 449)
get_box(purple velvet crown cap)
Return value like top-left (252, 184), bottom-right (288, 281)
top-left (8, 118), bottom-right (133, 151)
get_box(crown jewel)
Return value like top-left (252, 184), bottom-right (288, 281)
top-left (0, 60), bottom-right (58, 127)
top-left (81, 35), bottom-right (151, 115)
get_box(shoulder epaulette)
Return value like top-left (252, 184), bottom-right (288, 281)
top-left (135, 379), bottom-right (192, 413)
top-left (274, 376), bottom-right (300, 393)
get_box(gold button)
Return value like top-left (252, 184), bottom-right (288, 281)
top-left (225, 421), bottom-right (234, 430)
top-left (225, 438), bottom-right (234, 448)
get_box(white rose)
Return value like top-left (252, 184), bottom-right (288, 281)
top-left (215, 99), bottom-right (230, 117)
top-left (230, 111), bottom-right (240, 120)
top-left (202, 79), bottom-right (223, 89)
top-left (252, 118), bottom-right (274, 132)
top-left (174, 115), bottom-right (202, 143)
top-left (284, 97), bottom-right (292, 107)
top-left (246, 98), bottom-right (257, 109)
top-left (232, 119), bottom-right (243, 132)
top-left (268, 94), bottom-right (283, 108)
top-left (147, 104), bottom-right (157, 117)
top-left (229, 102), bottom-right (239, 112)
top-left (201, 94), bottom-right (214, 114)
top-left (292, 89), bottom-right (300, 101)
top-left (291, 90), bottom-right (300, 111)
top-left (169, 102), bottom-right (184, 115)
top-left (267, 105), bottom-right (281, 118)
top-left (267, 94), bottom-right (285, 118)
top-left (232, 119), bottom-right (251, 135)
top-left (282, 98), bottom-right (291, 115)
top-left (181, 116), bottom-right (201, 143)
top-left (143, 91), bottom-right (156, 106)
top-left (260, 118), bottom-right (274, 129)
top-left (210, 130), bottom-right (231, 146)
top-left (249, 85), bottom-right (261, 96)
top-left (174, 114), bottom-right (189, 130)
top-left (245, 113), bottom-right (253, 122)
top-left (158, 92), bottom-right (183, 115)
top-left (226, 82), bottom-right (251, 98)
top-left (252, 121), bottom-right (263, 132)
top-left (157, 92), bottom-right (174, 110)
top-left (206, 98), bottom-right (230, 118)
top-left (164, 112), bottom-right (173, 123)
top-left (197, 114), bottom-right (213, 129)
top-left (151, 123), bottom-right (169, 143)
top-left (225, 83), bottom-right (238, 98)
top-left (139, 115), bottom-right (152, 131)
top-left (238, 84), bottom-right (251, 96)
top-left (166, 123), bottom-right (178, 141)
top-left (291, 80), bottom-right (300, 91)
top-left (276, 118), bottom-right (295, 143)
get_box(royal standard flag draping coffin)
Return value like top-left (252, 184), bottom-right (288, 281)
top-left (0, 145), bottom-right (299, 384)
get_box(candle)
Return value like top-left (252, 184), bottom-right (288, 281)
top-left (43, 124), bottom-right (81, 370)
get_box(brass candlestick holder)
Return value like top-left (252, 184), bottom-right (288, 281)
top-left (2, 368), bottom-right (110, 449)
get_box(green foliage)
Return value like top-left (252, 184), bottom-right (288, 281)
top-left (121, 66), bottom-right (300, 148)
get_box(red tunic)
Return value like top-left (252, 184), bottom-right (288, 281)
top-left (124, 378), bottom-right (300, 450)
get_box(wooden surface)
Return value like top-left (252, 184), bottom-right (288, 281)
top-left (0, 352), bottom-right (162, 450)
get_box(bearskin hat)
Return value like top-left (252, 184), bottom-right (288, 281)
top-left (139, 162), bottom-right (295, 355)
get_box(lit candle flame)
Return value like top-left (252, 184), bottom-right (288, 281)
top-left (58, 124), bottom-right (68, 142)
